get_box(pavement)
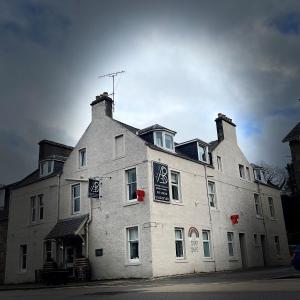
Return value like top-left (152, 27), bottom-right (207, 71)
top-left (0, 266), bottom-right (300, 299)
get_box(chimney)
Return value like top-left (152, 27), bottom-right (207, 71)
top-left (90, 92), bottom-right (114, 119)
top-left (215, 113), bottom-right (237, 143)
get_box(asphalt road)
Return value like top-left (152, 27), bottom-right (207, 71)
top-left (1, 266), bottom-right (300, 300)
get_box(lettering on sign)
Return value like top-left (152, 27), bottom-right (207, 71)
top-left (153, 162), bottom-right (170, 202)
top-left (188, 226), bottom-right (200, 253)
top-left (88, 178), bottom-right (100, 198)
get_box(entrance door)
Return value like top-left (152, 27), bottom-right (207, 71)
top-left (239, 233), bottom-right (247, 269)
top-left (65, 246), bottom-right (76, 276)
top-left (260, 235), bottom-right (267, 266)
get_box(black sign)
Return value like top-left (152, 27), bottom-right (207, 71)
top-left (95, 249), bottom-right (103, 256)
top-left (88, 178), bottom-right (100, 198)
top-left (153, 162), bottom-right (170, 202)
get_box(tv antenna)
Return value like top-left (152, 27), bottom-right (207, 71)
top-left (98, 70), bottom-right (125, 103)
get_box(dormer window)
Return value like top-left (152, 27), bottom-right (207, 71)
top-left (40, 160), bottom-right (54, 177)
top-left (197, 143), bottom-right (209, 163)
top-left (154, 131), bottom-right (174, 151)
top-left (253, 168), bottom-right (265, 182)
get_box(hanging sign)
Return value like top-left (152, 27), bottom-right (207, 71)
top-left (153, 162), bottom-right (170, 202)
top-left (88, 178), bottom-right (100, 198)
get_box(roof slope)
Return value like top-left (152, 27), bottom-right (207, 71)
top-left (138, 124), bottom-right (176, 135)
top-left (282, 122), bottom-right (300, 143)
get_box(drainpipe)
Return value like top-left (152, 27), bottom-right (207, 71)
top-left (204, 165), bottom-right (217, 272)
top-left (85, 196), bottom-right (92, 259)
top-left (57, 174), bottom-right (61, 221)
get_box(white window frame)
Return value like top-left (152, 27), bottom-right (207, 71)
top-left (171, 171), bottom-right (181, 202)
top-left (79, 148), bottom-right (87, 168)
top-left (239, 164), bottom-right (245, 179)
top-left (197, 144), bottom-right (209, 163)
top-left (30, 196), bottom-right (36, 223)
top-left (38, 194), bottom-right (44, 221)
top-left (274, 235), bottom-right (280, 255)
top-left (72, 183), bottom-right (81, 214)
top-left (114, 134), bottom-right (125, 158)
top-left (246, 166), bottom-right (251, 181)
top-left (217, 156), bottom-right (222, 171)
top-left (125, 168), bottom-right (137, 202)
top-left (175, 227), bottom-right (185, 259)
top-left (202, 230), bottom-right (211, 258)
top-left (208, 181), bottom-right (217, 208)
top-left (44, 240), bottom-right (52, 262)
top-left (227, 232), bottom-right (235, 256)
top-left (127, 226), bottom-right (139, 263)
top-left (20, 244), bottom-right (27, 272)
top-left (40, 160), bottom-right (54, 177)
top-left (268, 196), bottom-right (275, 218)
top-left (254, 193), bottom-right (262, 217)
top-left (153, 131), bottom-right (174, 151)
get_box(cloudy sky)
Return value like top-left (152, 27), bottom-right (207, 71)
top-left (1, 0), bottom-right (300, 184)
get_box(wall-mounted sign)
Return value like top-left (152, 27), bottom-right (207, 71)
top-left (88, 178), bottom-right (100, 198)
top-left (95, 249), bottom-right (103, 256)
top-left (188, 227), bottom-right (200, 253)
top-left (153, 162), bottom-right (170, 202)
top-left (188, 227), bottom-right (200, 238)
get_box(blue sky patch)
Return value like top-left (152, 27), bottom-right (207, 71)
top-left (270, 12), bottom-right (300, 35)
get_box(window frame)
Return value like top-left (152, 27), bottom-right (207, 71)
top-left (239, 164), bottom-right (245, 179)
top-left (171, 171), bottom-right (181, 202)
top-left (40, 160), bottom-right (54, 177)
top-left (44, 240), bottom-right (52, 262)
top-left (20, 244), bottom-right (27, 272)
top-left (125, 167), bottom-right (137, 202)
top-left (197, 144), bottom-right (209, 163)
top-left (38, 194), bottom-right (44, 221)
top-left (79, 148), bottom-right (87, 168)
top-left (254, 193), bottom-right (262, 217)
top-left (175, 227), bottom-right (185, 259)
top-left (202, 230), bottom-right (211, 258)
top-left (30, 196), bottom-right (36, 223)
top-left (217, 156), bottom-right (222, 171)
top-left (268, 196), bottom-right (275, 218)
top-left (153, 131), bottom-right (174, 151)
top-left (274, 235), bottom-right (280, 255)
top-left (253, 234), bottom-right (259, 247)
top-left (227, 232), bottom-right (235, 257)
top-left (127, 226), bottom-right (139, 263)
top-left (208, 181), bottom-right (217, 208)
top-left (246, 166), bottom-right (251, 181)
top-left (71, 183), bottom-right (81, 214)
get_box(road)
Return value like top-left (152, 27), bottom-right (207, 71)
top-left (1, 266), bottom-right (300, 300)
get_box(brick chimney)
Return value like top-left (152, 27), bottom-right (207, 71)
top-left (215, 113), bottom-right (237, 144)
top-left (90, 92), bottom-right (114, 119)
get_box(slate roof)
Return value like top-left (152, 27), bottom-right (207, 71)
top-left (46, 214), bottom-right (89, 239)
top-left (176, 138), bottom-right (209, 147)
top-left (208, 140), bottom-right (220, 152)
top-left (114, 120), bottom-right (139, 134)
top-left (138, 124), bottom-right (177, 135)
top-left (282, 122), bottom-right (300, 143)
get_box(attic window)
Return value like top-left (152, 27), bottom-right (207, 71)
top-left (154, 131), bottom-right (174, 151)
top-left (197, 144), bottom-right (209, 163)
top-left (253, 168), bottom-right (265, 182)
top-left (40, 160), bottom-right (54, 177)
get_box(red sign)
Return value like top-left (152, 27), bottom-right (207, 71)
top-left (231, 214), bottom-right (239, 224)
top-left (136, 190), bottom-right (145, 202)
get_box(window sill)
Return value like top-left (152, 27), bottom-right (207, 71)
top-left (153, 199), bottom-right (171, 204)
top-left (256, 215), bottom-right (264, 220)
top-left (175, 259), bottom-right (188, 263)
top-left (124, 201), bottom-right (139, 207)
top-left (125, 261), bottom-right (141, 266)
top-left (210, 207), bottom-right (219, 212)
top-left (228, 258), bottom-right (238, 262)
top-left (172, 201), bottom-right (183, 206)
top-left (113, 155), bottom-right (126, 160)
top-left (202, 258), bottom-right (214, 262)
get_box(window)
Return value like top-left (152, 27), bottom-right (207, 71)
top-left (45, 241), bottom-right (52, 262)
top-left (208, 181), bottom-right (216, 208)
top-left (246, 167), bottom-right (250, 181)
top-left (20, 244), bottom-right (27, 271)
top-left (79, 148), bottom-right (86, 168)
top-left (127, 226), bottom-right (139, 262)
top-left (254, 168), bottom-right (265, 182)
top-left (198, 144), bottom-right (208, 162)
top-left (253, 234), bottom-right (259, 247)
top-left (268, 197), bottom-right (275, 218)
top-left (30, 196), bottom-right (36, 223)
top-left (274, 236), bottom-right (280, 255)
top-left (239, 164), bottom-right (245, 179)
top-left (0, 188), bottom-right (5, 209)
top-left (227, 232), bottom-right (234, 256)
top-left (38, 194), bottom-right (44, 220)
top-left (154, 131), bottom-right (174, 151)
top-left (115, 135), bottom-right (125, 158)
top-left (126, 168), bottom-right (137, 201)
top-left (254, 194), bottom-right (262, 217)
top-left (217, 156), bottom-right (222, 171)
top-left (171, 171), bottom-right (181, 202)
top-left (40, 160), bottom-right (54, 177)
top-left (175, 228), bottom-right (185, 259)
top-left (202, 230), bottom-right (211, 257)
top-left (72, 184), bottom-right (80, 213)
